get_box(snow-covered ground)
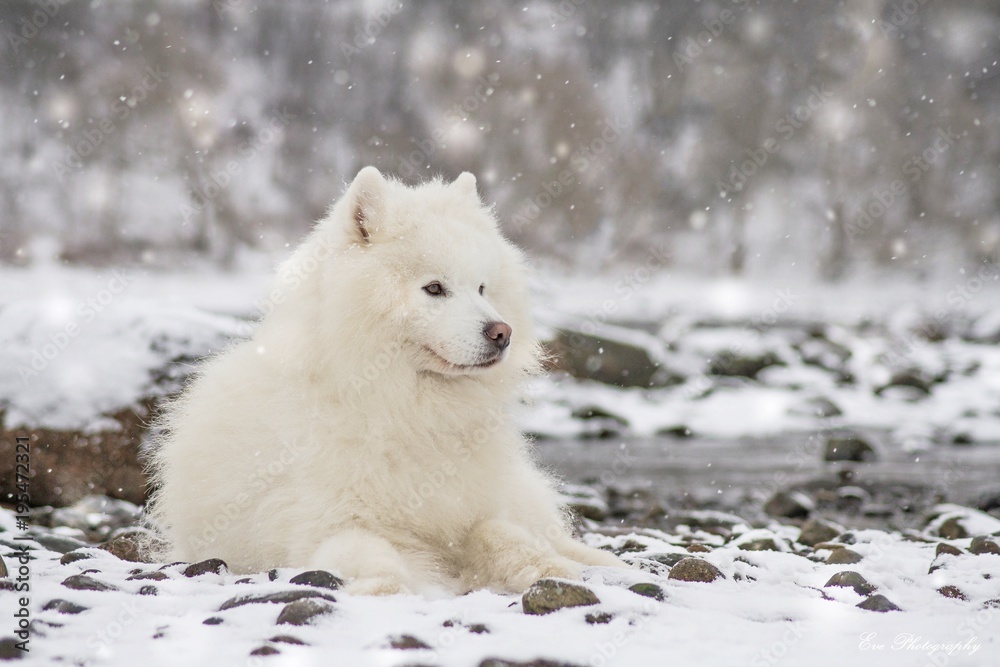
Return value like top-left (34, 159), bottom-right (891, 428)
top-left (2, 256), bottom-right (999, 665)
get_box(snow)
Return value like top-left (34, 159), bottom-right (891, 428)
top-left (2, 509), bottom-right (997, 666)
top-left (2, 260), bottom-right (999, 665)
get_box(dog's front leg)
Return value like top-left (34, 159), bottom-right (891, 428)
top-left (458, 518), bottom-right (584, 593)
top-left (309, 527), bottom-right (416, 595)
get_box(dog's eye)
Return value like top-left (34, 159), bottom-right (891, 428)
top-left (423, 282), bottom-right (446, 297)
top-left (479, 284), bottom-right (485, 296)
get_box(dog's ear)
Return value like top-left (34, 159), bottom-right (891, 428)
top-left (452, 172), bottom-right (478, 198)
top-left (346, 166), bottom-right (387, 243)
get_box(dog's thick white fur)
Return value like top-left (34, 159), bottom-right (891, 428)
top-left (148, 167), bottom-right (623, 595)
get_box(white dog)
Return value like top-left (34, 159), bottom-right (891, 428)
top-left (148, 167), bottom-right (623, 595)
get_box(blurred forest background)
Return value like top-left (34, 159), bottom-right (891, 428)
top-left (1, 0), bottom-right (998, 280)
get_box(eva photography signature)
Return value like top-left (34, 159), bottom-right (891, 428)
top-left (859, 632), bottom-right (981, 656)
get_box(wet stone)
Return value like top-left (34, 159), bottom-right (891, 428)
top-left (969, 536), bottom-right (1000, 556)
top-left (938, 586), bottom-right (968, 600)
top-left (935, 517), bottom-right (968, 540)
top-left (936, 543), bottom-right (964, 558)
top-left (61, 574), bottom-right (118, 592)
top-left (220, 590), bottom-right (338, 611)
top-left (203, 617), bottom-right (224, 626)
top-left (183, 558), bottom-right (228, 577)
top-left (667, 558), bottom-right (725, 583)
top-left (249, 646), bottom-right (280, 657)
top-left (827, 548), bottom-right (863, 565)
top-left (269, 635), bottom-right (307, 645)
top-left (823, 434), bottom-right (877, 462)
top-left (127, 571), bottom-right (169, 582)
top-left (389, 634), bottom-right (431, 650)
top-left (585, 612), bottom-right (614, 625)
top-left (764, 491), bottom-right (813, 519)
top-left (30, 533), bottom-right (88, 555)
top-left (522, 579), bottom-right (600, 615)
top-left (824, 571), bottom-right (875, 596)
top-left (798, 519), bottom-right (843, 547)
top-left (60, 551), bottom-right (94, 566)
top-left (276, 599), bottom-right (334, 626)
top-left (42, 599), bottom-right (88, 615)
top-left (628, 582), bottom-right (666, 601)
top-left (289, 570), bottom-right (344, 591)
top-left (857, 594), bottom-right (901, 612)
top-left (738, 538), bottom-right (785, 552)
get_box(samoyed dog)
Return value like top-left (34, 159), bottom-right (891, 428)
top-left (148, 167), bottom-right (623, 595)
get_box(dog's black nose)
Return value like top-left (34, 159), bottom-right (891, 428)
top-left (484, 321), bottom-right (512, 351)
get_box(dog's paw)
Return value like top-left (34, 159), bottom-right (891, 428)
top-left (507, 555), bottom-right (583, 591)
top-left (344, 576), bottom-right (411, 596)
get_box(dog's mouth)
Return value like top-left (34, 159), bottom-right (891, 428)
top-left (424, 346), bottom-right (504, 373)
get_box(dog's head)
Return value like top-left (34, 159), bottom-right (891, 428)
top-left (295, 167), bottom-right (539, 384)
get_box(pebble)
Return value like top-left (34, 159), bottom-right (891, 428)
top-left (628, 583), bottom-right (666, 601)
top-left (127, 571), bottom-right (169, 582)
top-left (388, 634), bottom-right (431, 649)
top-left (138, 585), bottom-right (158, 596)
top-left (182, 559), bottom-right (228, 577)
top-left (99, 533), bottom-right (148, 563)
top-left (826, 548), bottom-right (863, 565)
top-left (61, 574), bottom-right (119, 592)
top-left (249, 645), bottom-right (280, 657)
top-left (269, 635), bottom-right (307, 645)
top-left (797, 519), bottom-right (843, 547)
top-left (220, 590), bottom-right (338, 612)
top-left (585, 612), bottom-right (613, 625)
top-left (522, 579), bottom-right (600, 615)
top-left (276, 599), bottom-right (334, 626)
top-left (969, 536), bottom-right (1000, 556)
top-left (289, 570), bottom-right (344, 590)
top-left (823, 434), bottom-right (877, 462)
top-left (857, 594), bottom-right (901, 612)
top-left (203, 617), bottom-right (224, 626)
top-left (667, 558), bottom-right (725, 583)
top-left (824, 571), bottom-right (875, 596)
top-left (764, 491), bottom-right (813, 519)
top-left (30, 533), bottom-right (88, 555)
top-left (59, 551), bottom-right (94, 566)
top-left (0, 637), bottom-right (24, 660)
top-left (937, 586), bottom-right (968, 600)
top-left (41, 599), bottom-right (88, 615)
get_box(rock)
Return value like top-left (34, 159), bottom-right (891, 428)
top-left (522, 579), bottom-right (600, 615)
top-left (969, 536), bottom-right (1000, 556)
top-left (203, 617), bottom-right (224, 626)
top-left (288, 570), bottom-right (344, 591)
top-left (795, 396), bottom-right (843, 418)
top-left (935, 517), bottom-right (968, 539)
top-left (628, 583), bottom-right (666, 601)
top-left (857, 594), bottom-right (901, 612)
top-left (479, 660), bottom-right (585, 667)
top-left (764, 491), bottom-right (813, 519)
top-left (798, 519), bottom-right (843, 547)
top-left (276, 599), bottom-right (334, 626)
top-left (935, 543), bottom-right (964, 558)
top-left (60, 550), bottom-right (94, 565)
top-left (127, 571), bottom-right (169, 582)
top-left (30, 533), bottom-right (88, 555)
top-left (656, 425), bottom-right (693, 438)
top-left (388, 634), bottom-right (430, 650)
top-left (686, 544), bottom-right (712, 553)
top-left (738, 538), bottom-right (784, 552)
top-left (937, 586), bottom-right (968, 600)
top-left (249, 646), bottom-right (280, 657)
top-left (0, 637), bottom-right (24, 660)
top-left (547, 325), bottom-right (682, 389)
top-left (827, 548), bottom-right (863, 565)
top-left (585, 612), bottom-right (613, 624)
top-left (467, 623), bottom-right (489, 634)
top-left (268, 569), bottom-right (280, 581)
top-left (709, 350), bottom-right (782, 379)
top-left (875, 369), bottom-right (933, 396)
top-left (836, 486), bottom-right (870, 513)
top-left (824, 571), bottom-right (875, 596)
top-left (100, 531), bottom-right (150, 563)
top-left (41, 599), bottom-right (88, 615)
top-left (268, 635), bottom-right (307, 645)
top-left (183, 559), bottom-right (228, 577)
top-left (138, 585), bottom-right (158, 596)
top-left (61, 574), bottom-right (118, 592)
top-left (667, 558), bottom-right (725, 583)
top-left (220, 590), bottom-right (338, 611)
top-left (823, 434), bottom-right (877, 462)
top-left (645, 552), bottom-right (689, 568)
top-left (562, 484), bottom-right (609, 521)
